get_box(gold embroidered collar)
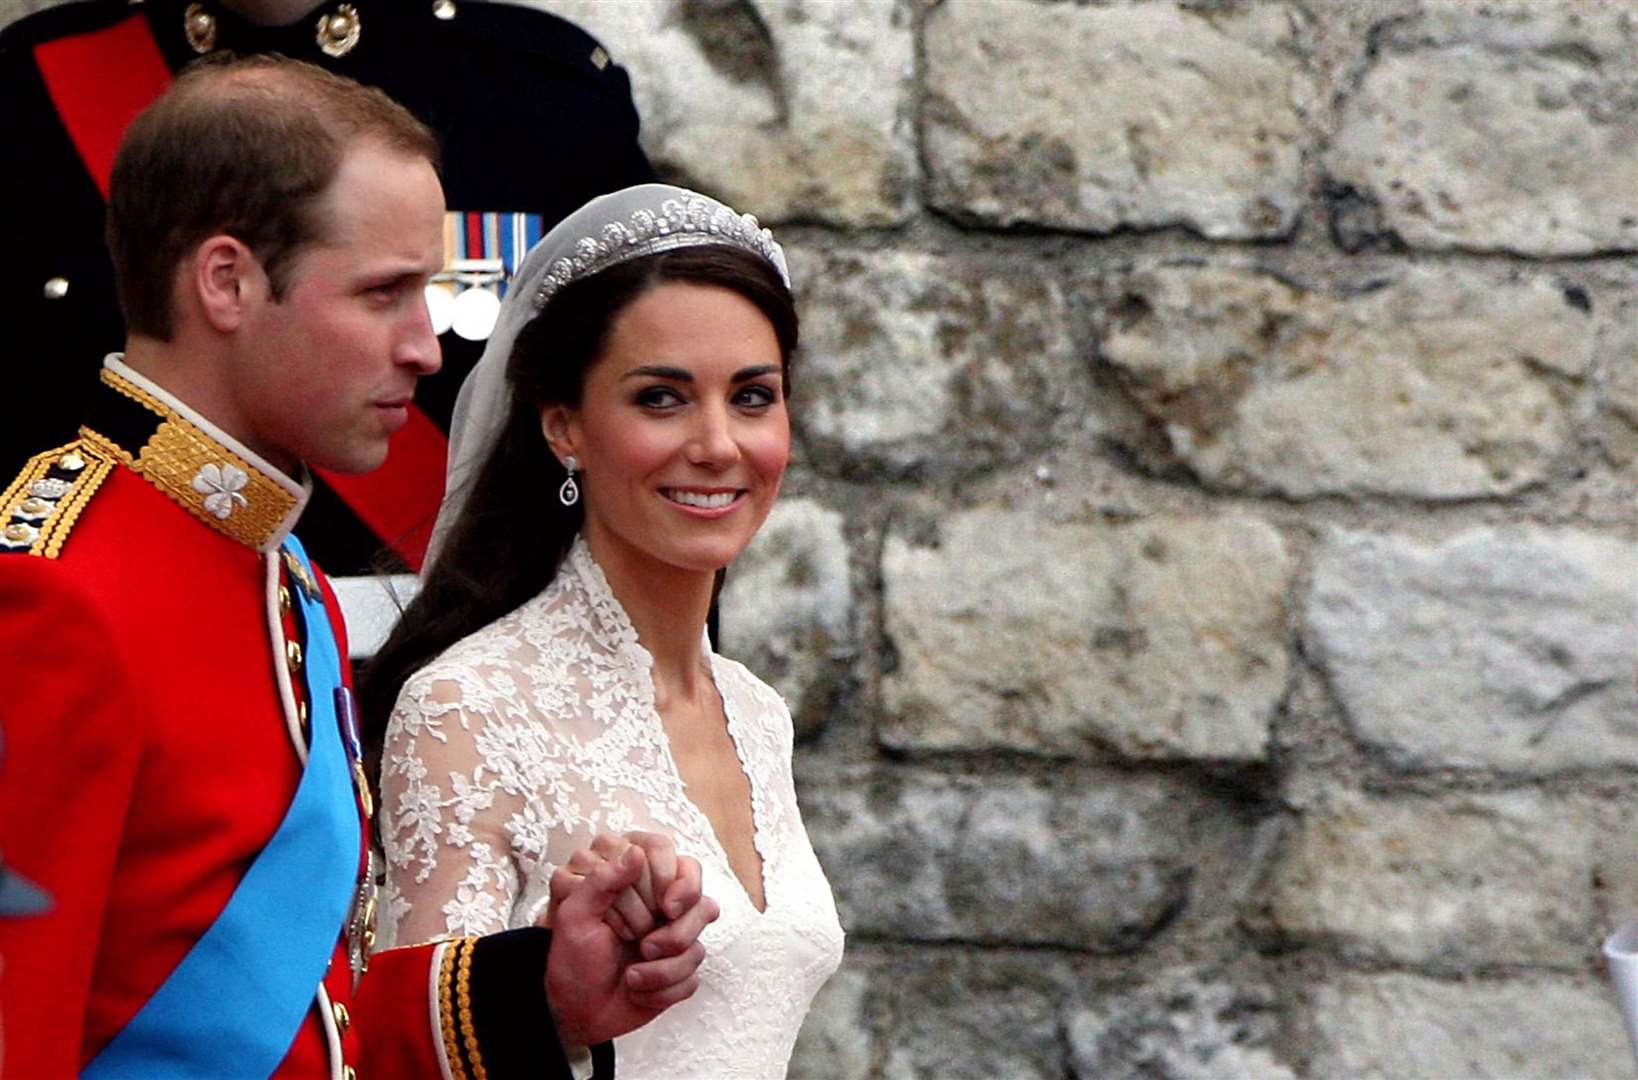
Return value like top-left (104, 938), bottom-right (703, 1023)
top-left (82, 357), bottom-right (310, 553)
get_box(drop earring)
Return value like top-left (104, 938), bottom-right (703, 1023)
top-left (558, 456), bottom-right (580, 506)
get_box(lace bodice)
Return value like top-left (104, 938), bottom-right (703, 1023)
top-left (378, 539), bottom-right (844, 1079)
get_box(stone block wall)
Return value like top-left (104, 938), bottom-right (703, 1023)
top-left (533, 2), bottom-right (1636, 1074)
top-left (12, 0), bottom-right (1634, 1074)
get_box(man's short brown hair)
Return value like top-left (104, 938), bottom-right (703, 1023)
top-left (107, 53), bottom-right (440, 340)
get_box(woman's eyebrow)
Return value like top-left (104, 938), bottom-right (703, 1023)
top-left (621, 364), bottom-right (782, 382)
top-left (622, 364), bottom-right (692, 381)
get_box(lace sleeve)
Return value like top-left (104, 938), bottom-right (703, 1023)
top-left (377, 672), bottom-right (529, 949)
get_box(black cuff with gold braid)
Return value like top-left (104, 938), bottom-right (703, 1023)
top-left (437, 928), bottom-right (610, 1080)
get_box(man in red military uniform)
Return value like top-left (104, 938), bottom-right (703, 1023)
top-left (0, 54), bottom-right (715, 1079)
top-left (1, 0), bottom-right (657, 577)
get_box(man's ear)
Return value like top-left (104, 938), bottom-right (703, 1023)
top-left (540, 404), bottom-right (579, 466)
top-left (191, 235), bottom-right (261, 333)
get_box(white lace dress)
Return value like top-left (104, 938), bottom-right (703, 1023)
top-left (377, 538), bottom-right (844, 1079)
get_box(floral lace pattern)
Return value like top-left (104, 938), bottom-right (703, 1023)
top-left (378, 538), bottom-right (844, 1078)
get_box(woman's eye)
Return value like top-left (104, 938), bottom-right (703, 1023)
top-left (636, 386), bottom-right (685, 409)
top-left (735, 384), bottom-right (778, 408)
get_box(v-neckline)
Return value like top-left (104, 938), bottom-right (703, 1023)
top-left (568, 539), bottom-right (773, 915)
top-left (659, 659), bottom-right (772, 916)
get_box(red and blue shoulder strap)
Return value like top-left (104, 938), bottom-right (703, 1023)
top-left (83, 535), bottom-right (359, 1079)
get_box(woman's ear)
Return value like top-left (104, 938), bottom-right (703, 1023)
top-left (539, 404), bottom-right (578, 466)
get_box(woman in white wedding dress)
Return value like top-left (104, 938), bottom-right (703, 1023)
top-left (361, 185), bottom-right (843, 1079)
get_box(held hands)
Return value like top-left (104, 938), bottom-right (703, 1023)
top-left (542, 831), bottom-right (720, 1048)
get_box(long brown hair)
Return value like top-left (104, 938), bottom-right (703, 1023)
top-left (359, 244), bottom-right (798, 754)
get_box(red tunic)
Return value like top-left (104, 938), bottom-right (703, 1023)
top-left (0, 361), bottom-right (580, 1079)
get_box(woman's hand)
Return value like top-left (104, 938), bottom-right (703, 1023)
top-left (544, 830), bottom-right (703, 939)
top-left (539, 833), bottom-right (719, 1046)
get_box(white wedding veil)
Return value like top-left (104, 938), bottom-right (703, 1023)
top-left (424, 183), bottom-right (791, 572)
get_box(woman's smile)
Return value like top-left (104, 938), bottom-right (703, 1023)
top-left (662, 487), bottom-right (745, 513)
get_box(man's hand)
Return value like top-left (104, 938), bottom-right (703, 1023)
top-left (543, 836), bottom-right (719, 1047)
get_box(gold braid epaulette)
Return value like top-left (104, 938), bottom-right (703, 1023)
top-left (0, 441), bottom-right (116, 558)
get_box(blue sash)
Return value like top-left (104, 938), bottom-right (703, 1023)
top-left (86, 536), bottom-right (361, 1079)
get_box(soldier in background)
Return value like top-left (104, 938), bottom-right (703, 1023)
top-left (0, 0), bottom-right (655, 576)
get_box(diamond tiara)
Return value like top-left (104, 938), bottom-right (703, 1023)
top-left (533, 195), bottom-right (789, 307)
